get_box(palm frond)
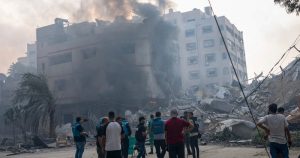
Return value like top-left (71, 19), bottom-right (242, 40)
top-left (7, 73), bottom-right (56, 137)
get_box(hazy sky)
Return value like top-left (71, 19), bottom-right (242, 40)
top-left (0, 0), bottom-right (299, 78)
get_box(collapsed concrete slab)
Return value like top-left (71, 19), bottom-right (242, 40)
top-left (216, 119), bottom-right (256, 139)
top-left (204, 100), bottom-right (234, 113)
top-left (287, 106), bottom-right (300, 123)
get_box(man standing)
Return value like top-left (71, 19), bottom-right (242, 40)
top-left (72, 117), bottom-right (88, 158)
top-left (96, 117), bottom-right (108, 158)
top-left (121, 117), bottom-right (132, 158)
top-left (148, 114), bottom-right (155, 154)
top-left (278, 107), bottom-right (285, 115)
top-left (135, 116), bottom-right (147, 158)
top-left (151, 111), bottom-right (166, 158)
top-left (103, 111), bottom-right (124, 158)
top-left (165, 109), bottom-right (193, 158)
top-left (188, 112), bottom-right (200, 158)
top-left (257, 104), bottom-right (292, 158)
top-left (116, 117), bottom-right (132, 158)
top-left (183, 111), bottom-right (192, 155)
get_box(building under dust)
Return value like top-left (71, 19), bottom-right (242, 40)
top-left (36, 17), bottom-right (180, 123)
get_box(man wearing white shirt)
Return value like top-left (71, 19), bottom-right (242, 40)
top-left (103, 111), bottom-right (124, 158)
top-left (257, 103), bottom-right (292, 158)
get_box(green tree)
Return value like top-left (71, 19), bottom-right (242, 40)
top-left (13, 73), bottom-right (56, 138)
top-left (274, 0), bottom-right (300, 15)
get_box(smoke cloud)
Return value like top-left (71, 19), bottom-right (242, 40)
top-left (73, 0), bottom-right (134, 21)
top-left (66, 0), bottom-right (180, 110)
top-left (72, 0), bottom-right (173, 21)
top-left (0, 0), bottom-right (176, 74)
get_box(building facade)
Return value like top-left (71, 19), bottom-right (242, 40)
top-left (17, 43), bottom-right (37, 69)
top-left (164, 7), bottom-right (248, 91)
top-left (36, 18), bottom-right (179, 122)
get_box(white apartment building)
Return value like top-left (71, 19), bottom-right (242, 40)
top-left (164, 7), bottom-right (248, 91)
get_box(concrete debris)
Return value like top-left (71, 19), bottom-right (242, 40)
top-left (55, 123), bottom-right (73, 147)
top-left (215, 86), bottom-right (231, 99)
top-left (204, 100), bottom-right (234, 113)
top-left (216, 119), bottom-right (256, 139)
top-left (233, 106), bottom-right (249, 116)
top-left (229, 139), bottom-right (252, 145)
top-left (201, 98), bottom-right (214, 105)
top-left (30, 57), bottom-right (299, 146)
top-left (55, 123), bottom-right (72, 137)
top-left (287, 106), bottom-right (300, 123)
top-left (32, 136), bottom-right (48, 148)
top-left (204, 119), bottom-right (211, 124)
top-left (5, 148), bottom-right (35, 156)
top-left (292, 67), bottom-right (299, 81)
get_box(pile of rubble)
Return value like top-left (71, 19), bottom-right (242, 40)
top-left (0, 136), bottom-right (54, 156)
top-left (129, 58), bottom-right (300, 145)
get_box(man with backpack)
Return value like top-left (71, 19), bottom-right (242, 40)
top-left (151, 111), bottom-right (166, 158)
top-left (72, 117), bottom-right (88, 158)
top-left (135, 116), bottom-right (147, 158)
top-left (188, 112), bottom-right (200, 158)
top-left (116, 117), bottom-right (132, 158)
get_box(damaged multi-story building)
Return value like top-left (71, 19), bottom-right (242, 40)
top-left (36, 17), bottom-right (180, 123)
top-left (164, 7), bottom-right (248, 91)
top-left (17, 43), bottom-right (37, 69)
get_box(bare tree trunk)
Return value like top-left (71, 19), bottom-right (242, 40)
top-left (13, 124), bottom-right (16, 145)
top-left (32, 119), bottom-right (39, 136)
top-left (21, 129), bottom-right (27, 143)
top-left (49, 110), bottom-right (56, 138)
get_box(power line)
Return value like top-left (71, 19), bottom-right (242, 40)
top-left (245, 37), bottom-right (300, 99)
top-left (294, 45), bottom-right (300, 53)
top-left (206, 0), bottom-right (271, 157)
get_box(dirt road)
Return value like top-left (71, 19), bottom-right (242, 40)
top-left (0, 145), bottom-right (299, 158)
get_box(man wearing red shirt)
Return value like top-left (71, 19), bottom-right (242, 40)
top-left (165, 109), bottom-right (193, 158)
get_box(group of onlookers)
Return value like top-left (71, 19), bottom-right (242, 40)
top-left (72, 109), bottom-right (201, 158)
top-left (71, 97), bottom-right (300, 158)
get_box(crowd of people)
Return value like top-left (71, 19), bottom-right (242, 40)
top-left (72, 109), bottom-right (202, 158)
top-left (71, 99), bottom-right (300, 158)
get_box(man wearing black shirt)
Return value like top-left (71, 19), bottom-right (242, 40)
top-left (96, 117), bottom-right (108, 158)
top-left (135, 116), bottom-right (147, 158)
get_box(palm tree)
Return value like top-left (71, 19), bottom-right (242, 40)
top-left (4, 106), bottom-right (27, 143)
top-left (13, 73), bottom-right (56, 138)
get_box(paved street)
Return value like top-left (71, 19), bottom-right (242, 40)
top-left (0, 145), bottom-right (299, 158)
